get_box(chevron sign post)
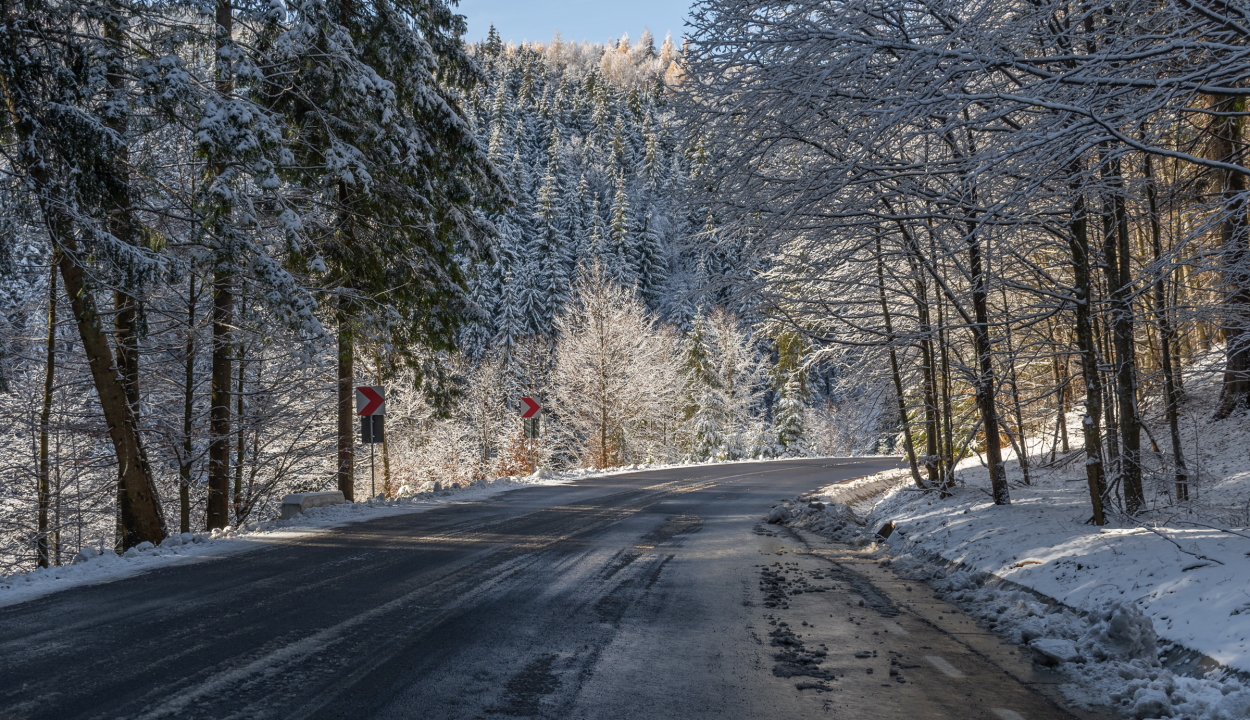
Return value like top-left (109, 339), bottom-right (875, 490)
top-left (356, 386), bottom-right (385, 444)
top-left (521, 397), bottom-right (541, 439)
top-left (355, 386), bottom-right (385, 501)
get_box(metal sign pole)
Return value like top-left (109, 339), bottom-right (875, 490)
top-left (355, 386), bottom-right (386, 502)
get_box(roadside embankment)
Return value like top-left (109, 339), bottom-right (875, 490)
top-left (767, 467), bottom-right (1250, 720)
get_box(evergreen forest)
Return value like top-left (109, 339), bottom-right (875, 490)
top-left (2, 0), bottom-right (1249, 577)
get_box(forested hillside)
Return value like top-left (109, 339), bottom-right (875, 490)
top-left (0, 11), bottom-right (873, 574)
top-left (10, 0), bottom-right (1244, 578)
top-left (461, 29), bottom-right (709, 345)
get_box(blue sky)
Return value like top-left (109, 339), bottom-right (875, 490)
top-left (454, 0), bottom-right (693, 45)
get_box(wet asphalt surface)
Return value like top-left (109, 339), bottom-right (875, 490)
top-left (0, 458), bottom-right (1100, 720)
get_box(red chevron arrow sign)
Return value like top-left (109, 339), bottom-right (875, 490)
top-left (355, 386), bottom-right (385, 416)
top-left (520, 397), bottom-right (541, 418)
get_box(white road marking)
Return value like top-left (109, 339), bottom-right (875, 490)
top-left (880, 619), bottom-right (909, 635)
top-left (992, 709), bottom-right (1025, 720)
top-left (924, 655), bottom-right (965, 678)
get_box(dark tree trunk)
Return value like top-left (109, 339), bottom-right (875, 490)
top-left (1144, 152), bottom-right (1190, 500)
top-left (56, 240), bottom-right (166, 545)
top-left (37, 254), bottom-right (57, 567)
top-left (967, 227), bottom-right (1009, 504)
top-left (885, 202), bottom-right (942, 486)
top-left (206, 0), bottom-right (235, 531)
top-left (1101, 158), bottom-right (1145, 514)
top-left (4, 5), bottom-right (163, 547)
top-left (999, 287), bottom-right (1030, 485)
top-left (1052, 347), bottom-right (1070, 456)
top-left (234, 347), bottom-right (246, 524)
top-left (207, 268), bottom-right (233, 529)
top-left (103, 13), bottom-right (157, 544)
top-left (338, 308), bottom-right (355, 501)
top-left (1068, 185), bottom-right (1108, 525)
top-left (180, 273), bottom-right (196, 533)
top-left (935, 247), bottom-right (956, 489)
top-left (876, 240), bottom-right (925, 489)
top-left (1210, 95), bottom-right (1250, 418)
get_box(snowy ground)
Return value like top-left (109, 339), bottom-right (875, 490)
top-left (0, 455), bottom-right (864, 610)
top-left (775, 474), bottom-right (1250, 719)
top-left (769, 366), bottom-right (1250, 720)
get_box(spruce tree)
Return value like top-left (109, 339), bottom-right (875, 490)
top-left (271, 0), bottom-right (507, 497)
top-left (609, 173), bottom-right (638, 287)
top-left (772, 333), bottom-right (809, 456)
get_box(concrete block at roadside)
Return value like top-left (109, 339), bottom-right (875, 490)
top-left (281, 491), bottom-right (345, 520)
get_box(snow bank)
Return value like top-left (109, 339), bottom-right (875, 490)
top-left (770, 465), bottom-right (1250, 720)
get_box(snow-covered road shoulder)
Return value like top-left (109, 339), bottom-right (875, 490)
top-left (875, 484), bottom-right (1250, 672)
top-left (769, 470), bottom-right (1250, 720)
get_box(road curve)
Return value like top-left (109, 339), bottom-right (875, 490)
top-left (0, 458), bottom-right (1092, 720)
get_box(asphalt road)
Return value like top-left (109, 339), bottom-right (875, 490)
top-left (0, 458), bottom-right (1097, 720)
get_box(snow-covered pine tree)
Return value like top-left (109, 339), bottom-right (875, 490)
top-left (772, 333), bottom-right (809, 457)
top-left (0, 0), bottom-right (174, 545)
top-left (608, 173), bottom-right (638, 287)
top-left (680, 312), bottom-right (723, 460)
top-left (270, 0), bottom-right (507, 497)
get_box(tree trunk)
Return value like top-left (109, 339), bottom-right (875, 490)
top-left (999, 287), bottom-right (1030, 485)
top-left (887, 202), bottom-right (943, 486)
top-left (234, 347), bottom-right (246, 523)
top-left (14, 100), bottom-right (166, 549)
top-left (910, 250), bottom-right (942, 486)
top-left (1210, 95), bottom-right (1250, 418)
top-left (1052, 346), bottom-right (1070, 455)
top-left (103, 12), bottom-right (157, 545)
top-left (1101, 157), bottom-right (1145, 514)
top-left (967, 226), bottom-right (1009, 504)
top-left (1068, 183), bottom-right (1108, 525)
top-left (207, 268), bottom-right (233, 529)
top-left (1144, 151), bottom-right (1190, 500)
top-left (876, 239), bottom-right (925, 489)
top-left (338, 307), bottom-right (355, 501)
top-left (56, 240), bottom-right (167, 545)
top-left (180, 272), bottom-right (197, 533)
top-left (103, 13), bottom-right (142, 430)
top-left (205, 0), bottom-right (235, 531)
top-left (37, 253), bottom-right (57, 568)
top-left (935, 248), bottom-right (956, 490)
